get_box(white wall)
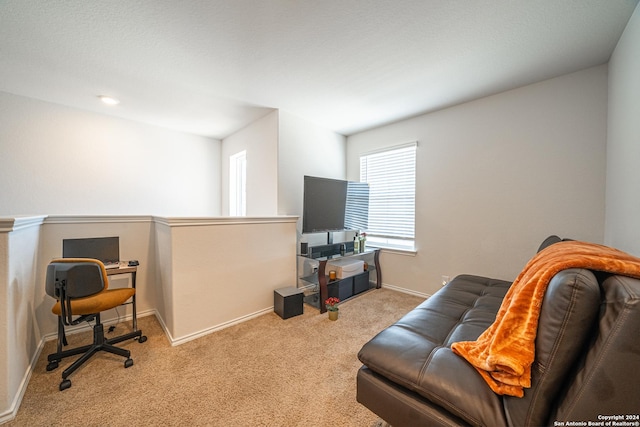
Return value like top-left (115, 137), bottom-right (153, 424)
top-left (277, 110), bottom-right (347, 246)
top-left (161, 217), bottom-right (297, 343)
top-left (0, 217), bottom-right (43, 420)
top-left (28, 214), bottom-right (298, 345)
top-left (0, 231), bottom-right (7, 415)
top-left (347, 66), bottom-right (608, 295)
top-left (221, 111), bottom-right (279, 216)
top-left (605, 4), bottom-right (640, 256)
top-left (0, 214), bottom-right (297, 421)
top-left (0, 92), bottom-right (221, 217)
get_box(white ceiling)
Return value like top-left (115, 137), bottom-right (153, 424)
top-left (1, 1), bottom-right (637, 139)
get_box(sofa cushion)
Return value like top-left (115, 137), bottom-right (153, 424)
top-left (358, 274), bottom-right (512, 425)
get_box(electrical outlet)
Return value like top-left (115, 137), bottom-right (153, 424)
top-left (441, 275), bottom-right (450, 287)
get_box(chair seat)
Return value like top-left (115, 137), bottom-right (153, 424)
top-left (52, 288), bottom-right (135, 316)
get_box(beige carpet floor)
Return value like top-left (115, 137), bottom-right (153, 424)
top-left (7, 288), bottom-right (423, 426)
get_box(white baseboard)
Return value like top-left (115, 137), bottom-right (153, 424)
top-left (0, 336), bottom-right (42, 424)
top-left (381, 283), bottom-right (431, 299)
top-left (166, 307), bottom-right (274, 346)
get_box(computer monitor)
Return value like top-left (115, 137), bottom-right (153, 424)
top-left (62, 237), bottom-right (120, 265)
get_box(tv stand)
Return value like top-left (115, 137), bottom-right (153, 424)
top-left (297, 248), bottom-right (381, 313)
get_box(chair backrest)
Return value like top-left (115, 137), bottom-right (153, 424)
top-left (45, 259), bottom-right (106, 300)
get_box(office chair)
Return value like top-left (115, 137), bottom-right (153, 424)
top-left (45, 258), bottom-right (145, 391)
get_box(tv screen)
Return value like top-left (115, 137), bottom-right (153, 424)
top-left (302, 176), bottom-right (369, 234)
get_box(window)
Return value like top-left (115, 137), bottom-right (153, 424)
top-left (229, 150), bottom-right (246, 216)
top-left (360, 142), bottom-right (416, 250)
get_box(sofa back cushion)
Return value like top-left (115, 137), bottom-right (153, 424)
top-left (503, 268), bottom-right (601, 426)
top-left (550, 275), bottom-right (640, 421)
top-left (537, 235), bottom-right (563, 252)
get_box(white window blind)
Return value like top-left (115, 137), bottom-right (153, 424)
top-left (344, 181), bottom-right (370, 231)
top-left (360, 142), bottom-right (416, 249)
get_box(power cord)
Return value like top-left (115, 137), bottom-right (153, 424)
top-left (107, 306), bottom-right (122, 333)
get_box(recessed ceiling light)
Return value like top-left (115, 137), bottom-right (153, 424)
top-left (98, 95), bottom-right (120, 105)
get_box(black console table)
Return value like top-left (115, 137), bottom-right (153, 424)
top-left (297, 249), bottom-right (381, 313)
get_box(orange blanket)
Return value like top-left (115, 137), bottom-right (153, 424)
top-left (451, 241), bottom-right (640, 397)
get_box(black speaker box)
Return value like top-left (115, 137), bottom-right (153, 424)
top-left (274, 287), bottom-right (304, 319)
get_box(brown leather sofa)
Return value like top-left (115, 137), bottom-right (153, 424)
top-left (357, 236), bottom-right (640, 426)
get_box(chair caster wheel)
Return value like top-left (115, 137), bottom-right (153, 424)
top-left (124, 358), bottom-right (134, 368)
top-left (47, 361), bottom-right (59, 371)
top-left (59, 379), bottom-right (71, 391)
top-left (138, 335), bottom-right (147, 343)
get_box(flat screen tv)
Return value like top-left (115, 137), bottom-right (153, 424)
top-left (302, 175), bottom-right (369, 234)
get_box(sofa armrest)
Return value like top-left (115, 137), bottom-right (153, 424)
top-left (551, 275), bottom-right (640, 422)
